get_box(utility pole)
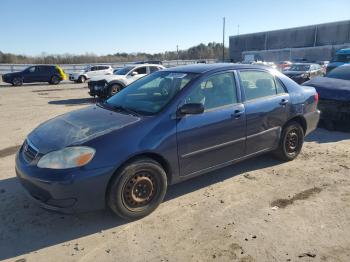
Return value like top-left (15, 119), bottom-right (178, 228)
top-left (176, 45), bottom-right (179, 65)
top-left (237, 24), bottom-right (240, 35)
top-left (222, 17), bottom-right (225, 62)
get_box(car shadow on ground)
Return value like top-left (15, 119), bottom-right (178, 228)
top-left (48, 98), bottom-right (97, 106)
top-left (0, 154), bottom-right (281, 260)
top-left (0, 81), bottom-right (75, 88)
top-left (305, 128), bottom-right (350, 143)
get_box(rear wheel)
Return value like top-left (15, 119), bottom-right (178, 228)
top-left (12, 77), bottom-right (23, 86)
top-left (273, 121), bottom-right (304, 161)
top-left (108, 83), bottom-right (123, 97)
top-left (50, 75), bottom-right (60, 85)
top-left (107, 158), bottom-right (167, 220)
top-left (78, 75), bottom-right (86, 83)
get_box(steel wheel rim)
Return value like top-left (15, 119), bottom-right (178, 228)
top-left (123, 172), bottom-right (157, 210)
top-left (285, 129), bottom-right (299, 154)
top-left (111, 85), bottom-right (120, 95)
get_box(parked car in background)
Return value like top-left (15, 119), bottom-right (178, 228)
top-left (317, 61), bottom-right (329, 75)
top-left (326, 48), bottom-right (350, 73)
top-left (88, 64), bottom-right (165, 98)
top-left (134, 60), bottom-right (163, 65)
top-left (69, 65), bottom-right (113, 83)
top-left (16, 63), bottom-right (319, 220)
top-left (303, 64), bottom-right (350, 130)
top-left (2, 65), bottom-right (66, 86)
top-left (277, 61), bottom-right (292, 71)
top-left (283, 63), bottom-right (323, 84)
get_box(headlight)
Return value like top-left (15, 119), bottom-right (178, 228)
top-left (37, 147), bottom-right (95, 169)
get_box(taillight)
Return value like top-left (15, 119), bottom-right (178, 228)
top-left (313, 92), bottom-right (319, 112)
top-left (314, 92), bottom-right (319, 103)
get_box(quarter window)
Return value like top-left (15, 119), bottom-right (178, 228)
top-left (239, 71), bottom-right (280, 101)
top-left (185, 72), bottom-right (237, 110)
top-left (149, 66), bottom-right (160, 73)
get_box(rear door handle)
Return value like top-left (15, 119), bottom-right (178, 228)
top-left (232, 109), bottom-right (244, 118)
top-left (280, 99), bottom-right (289, 105)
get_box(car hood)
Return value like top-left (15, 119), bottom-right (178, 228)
top-left (89, 75), bottom-right (125, 83)
top-left (28, 105), bottom-right (140, 154)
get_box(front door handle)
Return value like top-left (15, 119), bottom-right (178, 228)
top-left (232, 110), bottom-right (244, 118)
top-left (280, 99), bottom-right (289, 105)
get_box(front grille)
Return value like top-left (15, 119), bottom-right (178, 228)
top-left (88, 80), bottom-right (107, 89)
top-left (22, 139), bottom-right (39, 163)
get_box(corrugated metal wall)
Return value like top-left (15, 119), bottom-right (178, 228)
top-left (229, 20), bottom-right (350, 62)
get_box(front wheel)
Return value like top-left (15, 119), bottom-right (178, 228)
top-left (108, 83), bottom-right (123, 97)
top-left (107, 158), bottom-right (167, 220)
top-left (78, 75), bottom-right (86, 83)
top-left (12, 77), bottom-right (23, 86)
top-left (273, 121), bottom-right (304, 161)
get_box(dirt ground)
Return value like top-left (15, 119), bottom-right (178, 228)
top-left (0, 81), bottom-right (350, 262)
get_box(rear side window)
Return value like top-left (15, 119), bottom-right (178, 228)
top-left (239, 71), bottom-right (281, 101)
top-left (149, 66), bottom-right (160, 73)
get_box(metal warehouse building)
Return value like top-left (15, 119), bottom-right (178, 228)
top-left (229, 20), bottom-right (350, 62)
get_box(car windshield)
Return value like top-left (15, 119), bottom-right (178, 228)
top-left (331, 54), bottom-right (350, 63)
top-left (105, 71), bottom-right (198, 115)
top-left (326, 66), bottom-right (350, 81)
top-left (289, 65), bottom-right (310, 71)
top-left (114, 66), bottom-right (135, 75)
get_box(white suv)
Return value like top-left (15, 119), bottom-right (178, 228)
top-left (88, 64), bottom-right (165, 98)
top-left (69, 65), bottom-right (113, 83)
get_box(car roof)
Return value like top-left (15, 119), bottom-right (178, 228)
top-left (162, 63), bottom-right (269, 74)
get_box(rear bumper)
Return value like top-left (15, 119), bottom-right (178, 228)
top-left (15, 150), bottom-right (115, 213)
top-left (304, 110), bottom-right (320, 136)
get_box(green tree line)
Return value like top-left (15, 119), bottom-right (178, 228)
top-left (0, 42), bottom-right (229, 64)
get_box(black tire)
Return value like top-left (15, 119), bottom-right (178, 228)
top-left (107, 158), bottom-right (167, 220)
top-left (50, 75), bottom-right (60, 85)
top-left (12, 77), bottom-right (23, 86)
top-left (108, 83), bottom-right (123, 97)
top-left (273, 121), bottom-right (304, 161)
top-left (78, 75), bottom-right (86, 83)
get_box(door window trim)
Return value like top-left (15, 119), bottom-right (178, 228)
top-left (237, 69), bottom-right (288, 103)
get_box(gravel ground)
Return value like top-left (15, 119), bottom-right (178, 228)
top-left (0, 81), bottom-right (350, 262)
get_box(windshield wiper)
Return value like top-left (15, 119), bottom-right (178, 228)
top-left (101, 101), bottom-right (140, 116)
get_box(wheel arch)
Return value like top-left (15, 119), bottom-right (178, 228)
top-left (285, 115), bottom-right (307, 134)
top-left (104, 152), bottom-right (172, 201)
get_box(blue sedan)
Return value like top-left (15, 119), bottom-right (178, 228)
top-left (15, 64), bottom-right (320, 220)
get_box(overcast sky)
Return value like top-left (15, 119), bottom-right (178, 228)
top-left (1, 0), bottom-right (349, 55)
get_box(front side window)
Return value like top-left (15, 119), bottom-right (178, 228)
top-left (239, 70), bottom-right (279, 101)
top-left (184, 72), bottom-right (237, 110)
top-left (105, 71), bottom-right (197, 115)
top-left (28, 66), bottom-right (36, 73)
top-left (133, 67), bottom-right (147, 74)
top-left (114, 66), bottom-right (135, 75)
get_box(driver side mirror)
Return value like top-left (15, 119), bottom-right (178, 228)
top-left (131, 71), bottom-right (138, 76)
top-left (177, 103), bottom-right (204, 116)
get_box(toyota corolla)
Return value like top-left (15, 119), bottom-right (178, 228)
top-left (15, 64), bottom-right (320, 220)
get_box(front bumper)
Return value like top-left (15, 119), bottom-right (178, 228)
top-left (69, 74), bottom-right (80, 81)
top-left (15, 147), bottom-right (115, 213)
top-left (88, 80), bottom-right (108, 97)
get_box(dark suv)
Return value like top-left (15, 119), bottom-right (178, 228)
top-left (2, 65), bottom-right (67, 86)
